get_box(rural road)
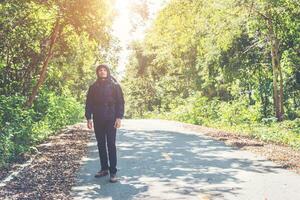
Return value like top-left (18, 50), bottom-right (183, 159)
top-left (70, 119), bottom-right (300, 200)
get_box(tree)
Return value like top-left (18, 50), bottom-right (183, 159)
top-left (240, 0), bottom-right (300, 121)
top-left (25, 0), bottom-right (114, 107)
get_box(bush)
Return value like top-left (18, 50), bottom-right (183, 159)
top-left (150, 92), bottom-right (300, 150)
top-left (0, 95), bottom-right (34, 165)
top-left (165, 92), bottom-right (219, 125)
top-left (0, 91), bottom-right (84, 168)
top-left (34, 90), bottom-right (83, 132)
top-left (218, 95), bottom-right (262, 126)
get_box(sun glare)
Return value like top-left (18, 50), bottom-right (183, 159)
top-left (112, 0), bottom-right (167, 78)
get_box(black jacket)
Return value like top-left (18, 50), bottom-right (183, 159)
top-left (85, 76), bottom-right (125, 121)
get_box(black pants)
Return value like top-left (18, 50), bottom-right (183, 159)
top-left (93, 118), bottom-right (117, 174)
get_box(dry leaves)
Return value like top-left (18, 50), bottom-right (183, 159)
top-left (0, 123), bottom-right (92, 200)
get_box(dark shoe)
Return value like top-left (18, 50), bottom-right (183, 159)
top-left (94, 170), bottom-right (109, 178)
top-left (109, 174), bottom-right (118, 183)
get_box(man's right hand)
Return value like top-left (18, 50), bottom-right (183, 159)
top-left (87, 119), bottom-right (93, 129)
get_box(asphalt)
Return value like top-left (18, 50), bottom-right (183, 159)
top-left (70, 119), bottom-right (300, 200)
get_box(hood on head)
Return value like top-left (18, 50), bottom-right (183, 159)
top-left (96, 64), bottom-right (111, 79)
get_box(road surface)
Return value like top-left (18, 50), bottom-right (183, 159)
top-left (70, 119), bottom-right (300, 200)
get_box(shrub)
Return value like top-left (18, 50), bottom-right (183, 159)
top-left (0, 91), bottom-right (84, 168)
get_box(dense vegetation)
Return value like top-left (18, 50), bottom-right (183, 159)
top-left (122, 0), bottom-right (300, 148)
top-left (0, 0), bottom-right (118, 167)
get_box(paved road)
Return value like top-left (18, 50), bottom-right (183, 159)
top-left (70, 119), bottom-right (300, 200)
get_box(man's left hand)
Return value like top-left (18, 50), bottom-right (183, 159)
top-left (114, 118), bottom-right (121, 129)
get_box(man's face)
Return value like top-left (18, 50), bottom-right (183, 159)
top-left (98, 67), bottom-right (108, 78)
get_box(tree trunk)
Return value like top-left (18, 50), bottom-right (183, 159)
top-left (268, 19), bottom-right (284, 121)
top-left (25, 18), bottom-right (61, 107)
top-left (278, 58), bottom-right (284, 120)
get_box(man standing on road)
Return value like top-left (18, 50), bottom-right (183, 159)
top-left (85, 64), bottom-right (125, 183)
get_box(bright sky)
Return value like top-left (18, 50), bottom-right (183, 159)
top-left (111, 0), bottom-right (167, 80)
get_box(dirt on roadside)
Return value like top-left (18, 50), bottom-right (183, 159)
top-left (180, 122), bottom-right (300, 174)
top-left (0, 123), bottom-right (92, 200)
top-left (179, 122), bottom-right (300, 175)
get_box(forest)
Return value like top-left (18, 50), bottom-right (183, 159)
top-left (1, 0), bottom-right (300, 168)
top-left (122, 0), bottom-right (300, 148)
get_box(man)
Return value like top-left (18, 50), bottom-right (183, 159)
top-left (85, 64), bottom-right (125, 183)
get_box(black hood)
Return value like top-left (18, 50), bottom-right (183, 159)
top-left (96, 64), bottom-right (118, 83)
top-left (96, 64), bottom-right (111, 80)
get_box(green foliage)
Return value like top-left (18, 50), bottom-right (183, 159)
top-left (146, 92), bottom-right (300, 149)
top-left (0, 0), bottom-right (116, 100)
top-left (0, 92), bottom-right (83, 168)
top-left (123, 0), bottom-right (300, 149)
top-left (218, 96), bottom-right (262, 126)
top-left (169, 93), bottom-right (219, 125)
top-left (0, 95), bottom-right (34, 166)
top-left (0, 0), bottom-right (118, 168)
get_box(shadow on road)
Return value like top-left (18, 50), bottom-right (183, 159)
top-left (71, 128), bottom-right (284, 199)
